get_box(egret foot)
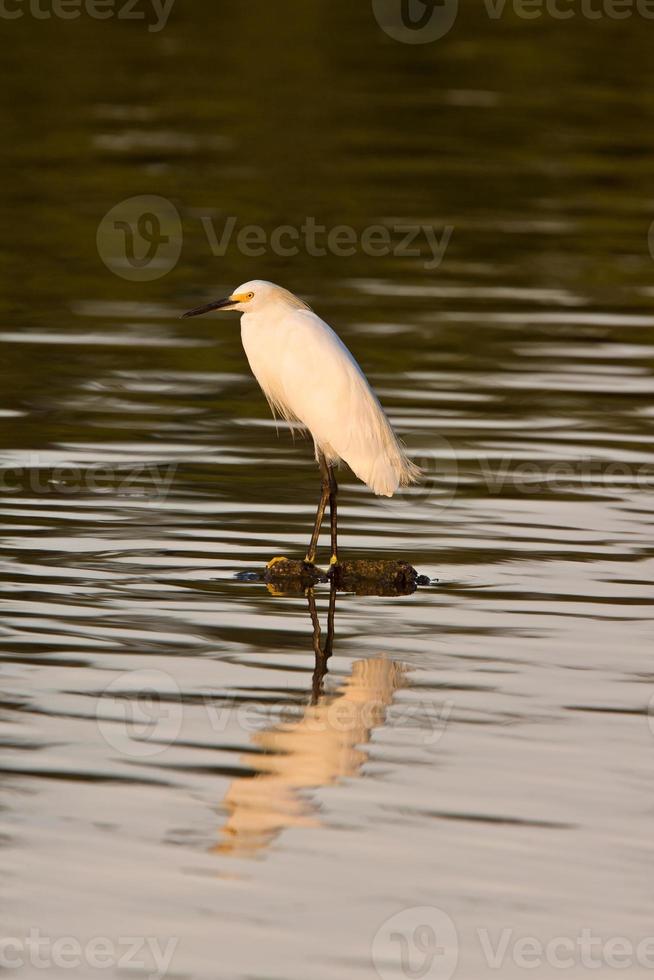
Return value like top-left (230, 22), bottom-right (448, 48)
top-left (264, 557), bottom-right (328, 592)
top-left (266, 556), bottom-right (290, 569)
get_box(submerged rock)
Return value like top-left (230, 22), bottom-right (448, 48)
top-left (240, 557), bottom-right (433, 597)
top-left (328, 559), bottom-right (421, 596)
top-left (263, 558), bottom-right (328, 589)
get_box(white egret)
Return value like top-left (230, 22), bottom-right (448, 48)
top-left (182, 280), bottom-right (419, 565)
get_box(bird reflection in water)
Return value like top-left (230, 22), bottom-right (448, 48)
top-left (214, 583), bottom-right (407, 857)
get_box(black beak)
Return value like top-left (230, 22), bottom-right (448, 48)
top-left (181, 297), bottom-right (235, 319)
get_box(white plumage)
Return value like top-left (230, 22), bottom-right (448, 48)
top-left (237, 281), bottom-right (418, 495)
top-left (183, 279), bottom-right (419, 562)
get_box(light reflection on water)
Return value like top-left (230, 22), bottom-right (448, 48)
top-left (1, 294), bottom-right (654, 979)
top-left (214, 587), bottom-right (409, 859)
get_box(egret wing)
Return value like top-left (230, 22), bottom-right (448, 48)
top-left (272, 310), bottom-right (417, 495)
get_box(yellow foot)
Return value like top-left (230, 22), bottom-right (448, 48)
top-left (329, 554), bottom-right (339, 566)
top-left (266, 556), bottom-right (289, 569)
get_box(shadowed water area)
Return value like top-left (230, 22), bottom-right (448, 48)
top-left (1, 2), bottom-right (654, 978)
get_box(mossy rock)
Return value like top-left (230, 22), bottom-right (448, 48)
top-left (328, 559), bottom-right (421, 596)
top-left (263, 558), bottom-right (327, 588)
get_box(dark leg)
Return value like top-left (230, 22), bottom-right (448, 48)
top-left (308, 587), bottom-right (326, 703)
top-left (309, 579), bottom-right (337, 704)
top-left (324, 577), bottom-right (336, 655)
top-left (305, 452), bottom-right (330, 564)
top-left (307, 587), bottom-right (322, 659)
top-left (328, 464), bottom-right (338, 565)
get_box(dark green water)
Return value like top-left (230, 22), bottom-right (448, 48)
top-left (1, 2), bottom-right (654, 978)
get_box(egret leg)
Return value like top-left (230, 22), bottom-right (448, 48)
top-left (328, 465), bottom-right (338, 565)
top-left (305, 453), bottom-right (331, 564)
top-left (307, 588), bottom-right (322, 659)
top-left (309, 579), bottom-right (337, 704)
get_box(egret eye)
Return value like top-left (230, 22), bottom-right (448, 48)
top-left (247, 292), bottom-right (255, 299)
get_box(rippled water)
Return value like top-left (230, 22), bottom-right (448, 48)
top-left (2, 4), bottom-right (654, 979)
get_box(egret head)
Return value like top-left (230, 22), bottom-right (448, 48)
top-left (182, 280), bottom-right (309, 318)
